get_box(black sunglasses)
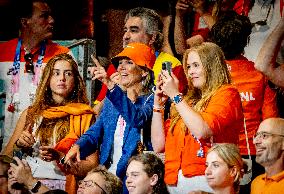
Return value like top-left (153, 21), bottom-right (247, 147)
top-left (24, 53), bottom-right (35, 74)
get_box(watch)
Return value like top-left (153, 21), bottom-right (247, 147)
top-left (31, 181), bottom-right (41, 193)
top-left (172, 93), bottom-right (183, 104)
top-left (59, 155), bottom-right (66, 165)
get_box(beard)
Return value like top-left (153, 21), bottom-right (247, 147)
top-left (256, 141), bottom-right (283, 166)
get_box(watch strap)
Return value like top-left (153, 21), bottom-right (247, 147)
top-left (31, 181), bottom-right (41, 193)
top-left (172, 93), bottom-right (183, 104)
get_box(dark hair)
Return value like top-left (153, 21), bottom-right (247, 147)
top-left (210, 10), bottom-right (252, 59)
top-left (128, 153), bottom-right (169, 194)
top-left (13, 0), bottom-right (47, 26)
top-left (125, 7), bottom-right (164, 51)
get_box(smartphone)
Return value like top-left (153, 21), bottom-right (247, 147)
top-left (162, 61), bottom-right (172, 75)
top-left (13, 149), bottom-right (23, 162)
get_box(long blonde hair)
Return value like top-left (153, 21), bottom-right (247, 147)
top-left (170, 42), bottom-right (231, 133)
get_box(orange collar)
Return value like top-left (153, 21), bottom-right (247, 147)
top-left (262, 170), bottom-right (284, 182)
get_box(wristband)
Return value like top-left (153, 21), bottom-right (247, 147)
top-left (153, 105), bottom-right (164, 113)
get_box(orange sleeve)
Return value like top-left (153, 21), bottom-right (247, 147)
top-left (261, 80), bottom-right (279, 119)
top-left (200, 86), bottom-right (242, 137)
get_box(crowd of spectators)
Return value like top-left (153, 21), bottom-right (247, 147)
top-left (0, 0), bottom-right (283, 194)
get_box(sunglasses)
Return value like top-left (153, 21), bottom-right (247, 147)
top-left (24, 53), bottom-right (35, 74)
top-left (251, 4), bottom-right (272, 27)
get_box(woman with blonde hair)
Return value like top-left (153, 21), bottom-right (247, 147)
top-left (151, 42), bottom-right (244, 193)
top-left (205, 143), bottom-right (244, 194)
top-left (5, 53), bottom-right (98, 193)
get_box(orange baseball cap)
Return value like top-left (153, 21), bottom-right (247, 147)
top-left (111, 43), bottom-right (156, 71)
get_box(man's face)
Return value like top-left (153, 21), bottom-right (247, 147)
top-left (253, 120), bottom-right (284, 167)
top-left (123, 17), bottom-right (152, 48)
top-left (26, 2), bottom-right (54, 40)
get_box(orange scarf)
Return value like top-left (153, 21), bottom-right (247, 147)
top-left (43, 103), bottom-right (94, 194)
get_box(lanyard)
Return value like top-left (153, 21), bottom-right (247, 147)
top-left (7, 38), bottom-right (46, 112)
top-left (9, 38), bottom-right (46, 75)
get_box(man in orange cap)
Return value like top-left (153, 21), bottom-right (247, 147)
top-left (65, 43), bottom-right (156, 194)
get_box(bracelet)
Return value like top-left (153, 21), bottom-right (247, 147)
top-left (153, 108), bottom-right (164, 113)
top-left (153, 105), bottom-right (164, 113)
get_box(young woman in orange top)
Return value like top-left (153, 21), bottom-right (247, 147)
top-left (151, 42), bottom-right (244, 193)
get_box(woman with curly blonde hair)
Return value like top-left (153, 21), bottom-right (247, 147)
top-left (151, 42), bottom-right (244, 193)
top-left (4, 53), bottom-right (98, 193)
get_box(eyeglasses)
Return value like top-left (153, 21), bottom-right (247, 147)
top-left (78, 180), bottom-right (107, 194)
top-left (24, 53), bottom-right (35, 74)
top-left (253, 131), bottom-right (284, 141)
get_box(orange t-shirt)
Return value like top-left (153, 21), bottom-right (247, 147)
top-left (164, 84), bottom-right (244, 185)
top-left (251, 171), bottom-right (284, 194)
top-left (0, 38), bottom-right (69, 62)
top-left (227, 55), bottom-right (278, 155)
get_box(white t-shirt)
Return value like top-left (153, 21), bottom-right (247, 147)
top-left (108, 115), bottom-right (126, 175)
top-left (244, 0), bottom-right (283, 62)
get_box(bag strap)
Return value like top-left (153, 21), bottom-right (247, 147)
top-left (243, 118), bottom-right (251, 160)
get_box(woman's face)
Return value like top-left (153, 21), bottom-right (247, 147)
top-left (77, 173), bottom-right (106, 194)
top-left (205, 151), bottom-right (235, 190)
top-left (186, 51), bottom-right (206, 89)
top-left (117, 58), bottom-right (144, 89)
top-left (49, 60), bottom-right (75, 103)
top-left (126, 160), bottom-right (153, 194)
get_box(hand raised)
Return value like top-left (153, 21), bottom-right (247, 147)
top-left (160, 70), bottom-right (180, 99)
top-left (154, 74), bottom-right (168, 106)
top-left (88, 55), bottom-right (115, 89)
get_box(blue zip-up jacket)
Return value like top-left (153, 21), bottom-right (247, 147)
top-left (76, 85), bottom-right (153, 180)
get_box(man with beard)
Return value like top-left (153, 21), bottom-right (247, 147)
top-left (251, 118), bottom-right (284, 193)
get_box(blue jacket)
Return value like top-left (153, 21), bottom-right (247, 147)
top-left (76, 85), bottom-right (154, 180)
